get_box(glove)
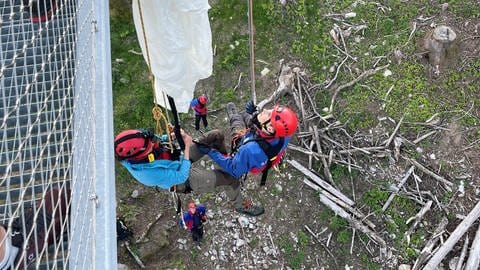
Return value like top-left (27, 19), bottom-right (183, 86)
top-left (245, 100), bottom-right (257, 115)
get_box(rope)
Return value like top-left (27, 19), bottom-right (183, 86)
top-left (136, 0), bottom-right (173, 151)
top-left (247, 0), bottom-right (257, 104)
top-left (136, 0), bottom-right (184, 218)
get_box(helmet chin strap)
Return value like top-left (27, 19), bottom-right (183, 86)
top-left (260, 120), bottom-right (276, 137)
top-left (252, 115), bottom-right (275, 137)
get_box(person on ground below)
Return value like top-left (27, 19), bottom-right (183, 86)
top-left (180, 202), bottom-right (207, 245)
top-left (190, 94), bottom-right (209, 133)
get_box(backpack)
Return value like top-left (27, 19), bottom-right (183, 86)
top-left (231, 132), bottom-right (285, 186)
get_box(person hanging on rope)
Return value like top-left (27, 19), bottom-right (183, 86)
top-left (178, 101), bottom-right (299, 217)
top-left (179, 202), bottom-right (207, 246)
top-left (0, 188), bottom-right (71, 269)
top-left (190, 94), bottom-right (209, 133)
top-left (114, 128), bottom-right (194, 190)
top-left (115, 101), bottom-right (298, 217)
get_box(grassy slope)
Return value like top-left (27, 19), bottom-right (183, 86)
top-left (110, 0), bottom-right (480, 268)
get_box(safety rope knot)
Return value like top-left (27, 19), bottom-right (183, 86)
top-left (152, 106), bottom-right (163, 121)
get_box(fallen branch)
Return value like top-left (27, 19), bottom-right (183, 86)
top-left (136, 212), bottom-right (163, 243)
top-left (404, 200), bottom-right (433, 244)
top-left (237, 217), bottom-right (250, 264)
top-left (312, 126), bottom-right (335, 187)
top-left (404, 157), bottom-right (454, 192)
top-left (455, 235), bottom-right (469, 270)
top-left (232, 73), bottom-right (243, 92)
top-left (125, 241), bottom-right (146, 268)
top-left (382, 166), bottom-right (415, 211)
top-left (325, 56), bottom-right (349, 89)
top-left (338, 146), bottom-right (386, 155)
top-left (302, 178), bottom-right (376, 230)
top-left (296, 72), bottom-right (307, 130)
top-left (257, 65), bottom-right (294, 110)
top-left (288, 144), bottom-right (364, 170)
top-left (413, 130), bottom-right (437, 144)
top-left (289, 159), bottom-right (354, 206)
top-left (317, 190), bottom-right (387, 252)
top-left (383, 115), bottom-right (404, 147)
top-left (304, 225), bottom-right (338, 265)
top-left (413, 217), bottom-right (449, 270)
top-left (423, 201), bottom-right (480, 270)
top-left (328, 64), bottom-right (389, 112)
top-left (465, 223), bottom-right (480, 270)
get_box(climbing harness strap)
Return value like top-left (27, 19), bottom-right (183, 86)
top-left (232, 132), bottom-right (285, 186)
top-left (254, 137), bottom-right (284, 186)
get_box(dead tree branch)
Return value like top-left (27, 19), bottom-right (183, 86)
top-left (382, 166), bottom-right (415, 211)
top-left (328, 64), bottom-right (389, 112)
top-left (403, 157), bottom-right (454, 192)
top-left (465, 223), bottom-right (480, 270)
top-left (413, 217), bottom-right (449, 270)
top-left (423, 201), bottom-right (480, 270)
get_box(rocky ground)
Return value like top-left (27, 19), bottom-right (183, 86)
top-left (116, 80), bottom-right (480, 269)
top-left (113, 1), bottom-right (480, 269)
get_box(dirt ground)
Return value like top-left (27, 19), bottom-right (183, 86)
top-left (116, 71), bottom-right (479, 270)
top-left (114, 2), bottom-right (480, 270)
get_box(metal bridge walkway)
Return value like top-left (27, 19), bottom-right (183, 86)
top-left (1, 0), bottom-right (76, 268)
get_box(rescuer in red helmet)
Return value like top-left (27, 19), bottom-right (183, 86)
top-left (184, 101), bottom-right (299, 216)
top-left (190, 94), bottom-right (209, 133)
top-left (179, 202), bottom-right (207, 245)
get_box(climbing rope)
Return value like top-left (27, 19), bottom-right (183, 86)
top-left (136, 0), bottom-right (174, 152)
top-left (136, 0), bottom-right (185, 216)
top-left (247, 0), bottom-right (257, 104)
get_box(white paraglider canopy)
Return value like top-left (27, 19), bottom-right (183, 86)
top-left (132, 0), bottom-right (213, 113)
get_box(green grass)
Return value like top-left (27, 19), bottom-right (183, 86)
top-left (361, 253), bottom-right (381, 270)
top-left (362, 187), bottom-right (389, 213)
top-left (278, 231), bottom-right (310, 269)
top-left (111, 0), bottom-right (480, 267)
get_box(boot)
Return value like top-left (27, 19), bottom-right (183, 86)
top-left (226, 102), bottom-right (238, 120)
top-left (170, 180), bottom-right (192, 194)
top-left (24, 0), bottom-right (57, 22)
top-left (195, 129), bottom-right (227, 155)
top-left (13, 188), bottom-right (70, 268)
top-left (235, 199), bottom-right (265, 216)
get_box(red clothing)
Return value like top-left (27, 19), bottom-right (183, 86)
top-left (191, 97), bottom-right (208, 116)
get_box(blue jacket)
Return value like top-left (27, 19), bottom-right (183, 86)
top-left (208, 133), bottom-right (290, 178)
top-left (180, 205), bottom-right (207, 230)
top-left (120, 158), bottom-right (191, 189)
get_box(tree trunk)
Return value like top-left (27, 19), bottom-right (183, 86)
top-left (423, 25), bottom-right (457, 74)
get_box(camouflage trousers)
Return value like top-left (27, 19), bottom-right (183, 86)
top-left (188, 130), bottom-right (243, 208)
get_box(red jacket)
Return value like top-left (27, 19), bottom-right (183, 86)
top-left (190, 98), bottom-right (207, 116)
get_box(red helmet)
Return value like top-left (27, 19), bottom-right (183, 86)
top-left (270, 105), bottom-right (298, 137)
top-left (198, 95), bottom-right (207, 105)
top-left (114, 129), bottom-right (154, 160)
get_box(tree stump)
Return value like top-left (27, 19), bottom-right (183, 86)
top-left (423, 25), bottom-right (457, 75)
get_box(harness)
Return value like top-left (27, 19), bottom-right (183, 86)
top-left (231, 131), bottom-right (285, 186)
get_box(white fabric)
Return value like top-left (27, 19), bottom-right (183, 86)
top-left (0, 236), bottom-right (19, 270)
top-left (132, 0), bottom-right (213, 113)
